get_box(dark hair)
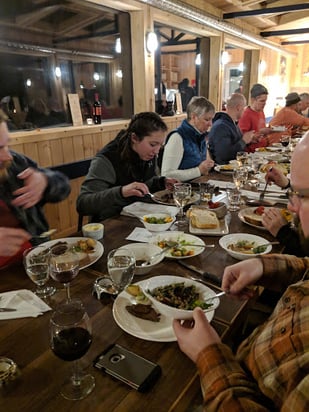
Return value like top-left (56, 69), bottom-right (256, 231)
top-left (118, 112), bottom-right (167, 161)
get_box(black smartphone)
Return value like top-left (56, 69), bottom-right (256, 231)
top-left (93, 344), bottom-right (161, 392)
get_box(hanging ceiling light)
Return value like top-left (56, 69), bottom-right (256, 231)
top-left (195, 53), bottom-right (201, 65)
top-left (115, 38), bottom-right (121, 54)
top-left (55, 66), bottom-right (61, 78)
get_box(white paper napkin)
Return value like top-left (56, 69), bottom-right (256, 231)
top-left (121, 202), bottom-right (179, 219)
top-left (240, 189), bottom-right (288, 205)
top-left (0, 289), bottom-right (51, 320)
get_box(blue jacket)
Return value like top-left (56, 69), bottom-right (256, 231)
top-left (169, 119), bottom-right (207, 169)
top-left (208, 112), bottom-right (246, 164)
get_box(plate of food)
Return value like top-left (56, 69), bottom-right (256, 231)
top-left (214, 164), bottom-right (236, 174)
top-left (150, 231), bottom-right (205, 259)
top-left (187, 207), bottom-right (229, 236)
top-left (112, 277), bottom-right (217, 341)
top-left (152, 189), bottom-right (199, 206)
top-left (238, 206), bottom-right (293, 230)
top-left (238, 206), bottom-right (268, 230)
top-left (40, 237), bottom-right (104, 270)
top-left (219, 233), bottom-right (272, 260)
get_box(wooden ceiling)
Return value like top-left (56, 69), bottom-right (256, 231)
top-left (0, 0), bottom-right (308, 57)
top-left (206, 0), bottom-right (309, 45)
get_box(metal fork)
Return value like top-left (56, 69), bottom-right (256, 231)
top-left (259, 182), bottom-right (268, 201)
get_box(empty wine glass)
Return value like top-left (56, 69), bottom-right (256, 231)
top-left (23, 246), bottom-right (56, 298)
top-left (236, 151), bottom-right (248, 167)
top-left (49, 245), bottom-right (79, 302)
top-left (173, 183), bottom-right (192, 227)
top-left (50, 299), bottom-right (95, 400)
top-left (107, 248), bottom-right (135, 293)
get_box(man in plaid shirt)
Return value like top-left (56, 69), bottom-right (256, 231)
top-left (173, 133), bottom-right (309, 411)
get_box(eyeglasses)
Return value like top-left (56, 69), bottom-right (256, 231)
top-left (287, 187), bottom-right (309, 206)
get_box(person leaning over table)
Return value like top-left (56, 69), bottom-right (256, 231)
top-left (262, 165), bottom-right (309, 256)
top-left (208, 93), bottom-right (255, 164)
top-left (238, 83), bottom-right (282, 153)
top-left (0, 109), bottom-right (71, 268)
top-left (76, 112), bottom-right (178, 222)
top-left (269, 92), bottom-right (309, 134)
top-left (160, 96), bottom-right (215, 181)
top-left (173, 131), bottom-right (309, 411)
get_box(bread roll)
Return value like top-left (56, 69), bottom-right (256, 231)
top-left (188, 209), bottom-right (219, 229)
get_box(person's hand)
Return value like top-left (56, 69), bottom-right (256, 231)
top-left (164, 178), bottom-right (179, 191)
top-left (222, 259), bottom-right (263, 299)
top-left (242, 130), bottom-right (255, 144)
top-left (11, 168), bottom-right (48, 209)
top-left (121, 182), bottom-right (149, 198)
top-left (262, 207), bottom-right (288, 236)
top-left (265, 166), bottom-right (289, 188)
top-left (199, 158), bottom-right (215, 175)
top-left (259, 127), bottom-right (272, 135)
top-left (0, 227), bottom-right (31, 256)
top-left (172, 307), bottom-right (221, 363)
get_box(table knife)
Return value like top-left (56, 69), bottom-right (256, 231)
top-left (0, 308), bottom-right (17, 312)
top-left (177, 260), bottom-right (221, 285)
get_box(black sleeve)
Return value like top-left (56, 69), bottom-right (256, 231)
top-left (277, 224), bottom-right (306, 257)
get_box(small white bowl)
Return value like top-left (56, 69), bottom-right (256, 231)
top-left (219, 233), bottom-right (272, 261)
top-left (141, 213), bottom-right (175, 232)
top-left (118, 243), bottom-right (164, 275)
top-left (142, 275), bottom-right (220, 320)
top-left (82, 223), bottom-right (104, 240)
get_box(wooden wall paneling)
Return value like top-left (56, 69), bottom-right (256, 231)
top-left (37, 140), bottom-right (53, 168)
top-left (82, 133), bottom-right (96, 159)
top-left (60, 136), bottom-right (76, 164)
top-left (72, 135), bottom-right (86, 160)
top-left (22, 142), bottom-right (40, 164)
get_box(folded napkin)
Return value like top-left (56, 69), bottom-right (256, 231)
top-left (0, 289), bottom-right (51, 320)
top-left (121, 202), bottom-right (179, 219)
top-left (241, 190), bottom-right (288, 205)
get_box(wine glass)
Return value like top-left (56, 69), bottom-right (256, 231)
top-left (49, 245), bottom-right (79, 302)
top-left (50, 299), bottom-right (95, 400)
top-left (23, 246), bottom-right (56, 298)
top-left (280, 135), bottom-right (290, 152)
top-left (107, 248), bottom-right (135, 293)
top-left (173, 183), bottom-right (192, 227)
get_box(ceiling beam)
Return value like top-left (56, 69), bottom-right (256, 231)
top-left (281, 40), bottom-right (309, 45)
top-left (261, 27), bottom-right (309, 37)
top-left (223, 4), bottom-right (309, 19)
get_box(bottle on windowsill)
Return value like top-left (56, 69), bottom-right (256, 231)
top-left (92, 93), bottom-right (102, 124)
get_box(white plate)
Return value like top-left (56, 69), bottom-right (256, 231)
top-left (112, 277), bottom-right (216, 342)
top-left (40, 237), bottom-right (104, 270)
top-left (189, 214), bottom-right (229, 236)
top-left (238, 207), bottom-right (267, 231)
top-left (150, 231), bottom-right (205, 259)
top-left (214, 165), bottom-right (235, 174)
top-left (152, 190), bottom-right (199, 206)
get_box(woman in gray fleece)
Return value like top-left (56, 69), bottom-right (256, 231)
top-left (76, 112), bottom-right (178, 222)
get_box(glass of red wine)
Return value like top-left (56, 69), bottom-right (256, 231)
top-left (280, 135), bottom-right (290, 151)
top-left (50, 299), bottom-right (95, 400)
top-left (49, 244), bottom-right (79, 302)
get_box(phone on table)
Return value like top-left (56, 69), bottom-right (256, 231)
top-left (94, 344), bottom-right (161, 392)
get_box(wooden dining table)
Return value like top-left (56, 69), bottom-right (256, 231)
top-left (0, 172), bottom-right (285, 412)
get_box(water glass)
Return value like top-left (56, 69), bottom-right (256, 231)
top-left (107, 248), bottom-right (135, 293)
top-left (23, 246), bottom-right (56, 298)
top-left (226, 184), bottom-right (241, 211)
top-left (236, 151), bottom-right (248, 167)
top-left (199, 182), bottom-right (214, 206)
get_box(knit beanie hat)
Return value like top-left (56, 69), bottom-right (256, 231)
top-left (285, 92), bottom-right (301, 106)
top-left (250, 84), bottom-right (268, 98)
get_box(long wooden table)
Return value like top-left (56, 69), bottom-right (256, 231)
top-left (0, 199), bottom-right (283, 412)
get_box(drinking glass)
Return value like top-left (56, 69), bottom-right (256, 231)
top-left (173, 183), bottom-right (192, 226)
top-left (280, 135), bottom-right (290, 152)
top-left (199, 182), bottom-right (214, 206)
top-left (49, 245), bottom-right (79, 302)
top-left (233, 167), bottom-right (248, 190)
top-left (226, 184), bottom-right (241, 212)
top-left (107, 248), bottom-right (135, 293)
top-left (236, 151), bottom-right (248, 167)
top-left (23, 246), bottom-right (56, 298)
top-left (50, 299), bottom-right (95, 400)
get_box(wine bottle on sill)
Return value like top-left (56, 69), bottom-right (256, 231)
top-left (93, 93), bottom-right (102, 124)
